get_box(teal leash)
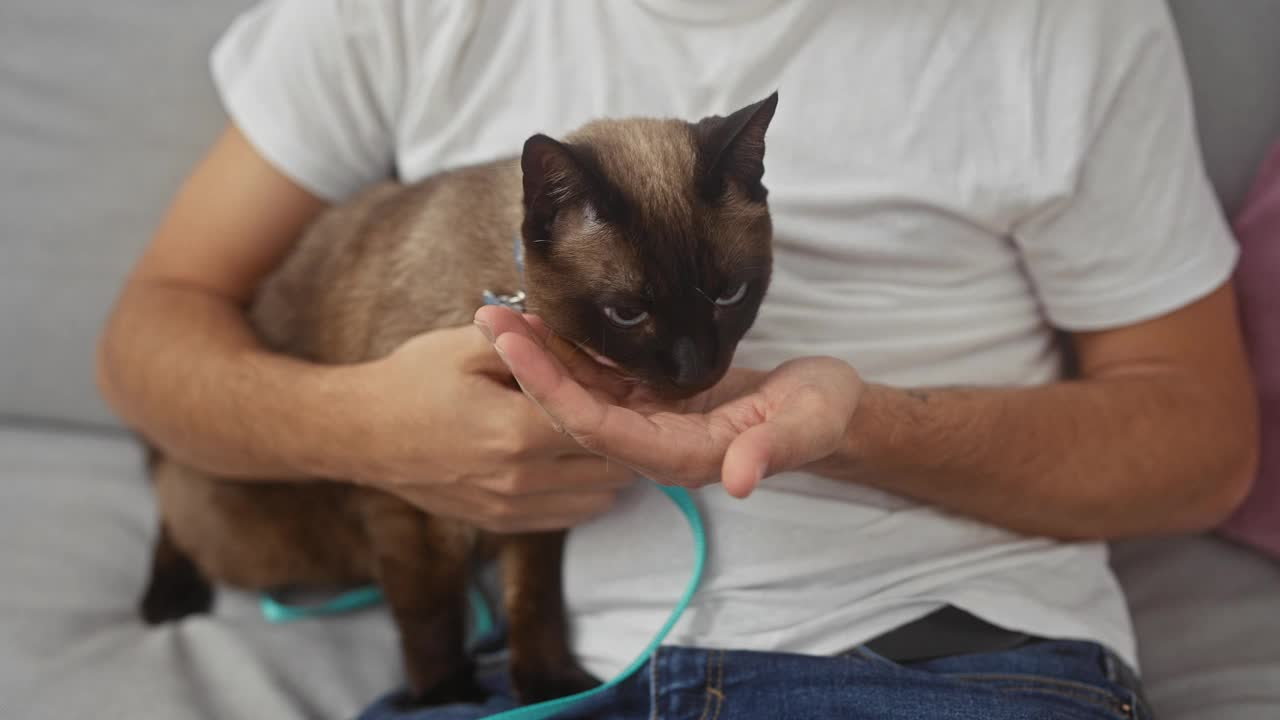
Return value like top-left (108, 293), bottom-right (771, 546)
top-left (479, 483), bottom-right (705, 720)
top-left (261, 585), bottom-right (385, 623)
top-left (260, 483), bottom-right (706, 719)
top-left (260, 585), bottom-right (495, 641)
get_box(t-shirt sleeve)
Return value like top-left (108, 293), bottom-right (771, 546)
top-left (1012, 4), bottom-right (1238, 331)
top-left (210, 0), bottom-right (401, 201)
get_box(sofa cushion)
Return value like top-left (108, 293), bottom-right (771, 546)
top-left (1219, 141), bottom-right (1280, 558)
top-left (2, 0), bottom-right (1280, 429)
top-left (1112, 536), bottom-right (1280, 719)
top-left (0, 425), bottom-right (401, 719)
top-left (1, 426), bottom-right (1276, 719)
top-left (1168, 1), bottom-right (1280, 216)
top-left (0, 0), bottom-right (254, 428)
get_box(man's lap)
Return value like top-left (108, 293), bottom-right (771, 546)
top-left (359, 638), bottom-right (1150, 720)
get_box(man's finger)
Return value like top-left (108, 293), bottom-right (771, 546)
top-left (475, 305), bottom-right (536, 344)
top-left (398, 483), bottom-right (620, 533)
top-left (500, 398), bottom-right (598, 454)
top-left (470, 456), bottom-right (638, 495)
top-left (475, 307), bottom-right (582, 376)
top-left (722, 389), bottom-right (845, 498)
top-left (507, 310), bottom-right (635, 398)
top-left (522, 314), bottom-right (554, 343)
top-left (722, 423), bottom-right (773, 498)
top-left (553, 457), bottom-right (638, 491)
top-left (494, 329), bottom-right (601, 426)
top-left (401, 323), bottom-right (511, 375)
top-left (494, 330), bottom-right (691, 468)
top-left (478, 306), bottom-right (643, 401)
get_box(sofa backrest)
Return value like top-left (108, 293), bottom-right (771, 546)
top-left (2, 0), bottom-right (257, 428)
top-left (2, 0), bottom-right (1279, 430)
top-left (1169, 2), bottom-right (1280, 216)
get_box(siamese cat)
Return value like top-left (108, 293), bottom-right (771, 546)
top-left (140, 93), bottom-right (777, 705)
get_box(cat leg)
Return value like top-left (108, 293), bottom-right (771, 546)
top-left (361, 493), bottom-right (485, 706)
top-left (139, 521), bottom-right (215, 624)
top-left (501, 531), bottom-right (598, 703)
top-left (153, 456), bottom-right (369, 591)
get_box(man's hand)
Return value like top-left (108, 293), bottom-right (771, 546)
top-left (98, 124), bottom-right (631, 534)
top-left (478, 281), bottom-right (1257, 541)
top-left (344, 323), bottom-right (635, 532)
top-left (474, 306), bottom-right (864, 498)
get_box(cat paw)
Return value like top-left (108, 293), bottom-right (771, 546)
top-left (398, 665), bottom-right (487, 708)
top-left (139, 557), bottom-right (214, 624)
top-left (512, 661), bottom-right (599, 704)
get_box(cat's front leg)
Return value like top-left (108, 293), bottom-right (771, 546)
top-left (361, 492), bottom-right (485, 706)
top-left (500, 531), bottom-right (599, 703)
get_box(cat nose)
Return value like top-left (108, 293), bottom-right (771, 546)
top-left (667, 336), bottom-right (707, 389)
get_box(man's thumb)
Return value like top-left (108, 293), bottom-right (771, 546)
top-left (722, 424), bottom-right (775, 498)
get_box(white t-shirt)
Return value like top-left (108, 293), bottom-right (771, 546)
top-left (212, 0), bottom-right (1237, 677)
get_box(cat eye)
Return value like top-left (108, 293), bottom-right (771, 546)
top-left (604, 306), bottom-right (650, 328)
top-left (715, 282), bottom-right (749, 307)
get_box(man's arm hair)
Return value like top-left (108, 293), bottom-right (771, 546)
top-left (811, 282), bottom-right (1258, 539)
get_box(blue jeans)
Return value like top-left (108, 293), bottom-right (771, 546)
top-left (358, 637), bottom-right (1152, 720)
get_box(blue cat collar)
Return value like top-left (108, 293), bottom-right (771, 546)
top-left (482, 288), bottom-right (527, 312)
top-left (481, 233), bottom-right (528, 312)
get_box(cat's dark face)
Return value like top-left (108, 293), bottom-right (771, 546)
top-left (520, 94), bottom-right (777, 398)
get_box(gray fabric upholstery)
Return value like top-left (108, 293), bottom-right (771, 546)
top-left (1169, 1), bottom-right (1280, 216)
top-left (1114, 537), bottom-right (1280, 719)
top-left (0, 0), bottom-right (254, 428)
top-left (0, 426), bottom-right (401, 719)
top-left (2, 1), bottom-right (1279, 718)
top-left (2, 423), bottom-right (1277, 720)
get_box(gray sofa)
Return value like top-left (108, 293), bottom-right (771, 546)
top-left (2, 2), bottom-right (1278, 718)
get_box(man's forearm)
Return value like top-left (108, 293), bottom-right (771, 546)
top-left (97, 279), bottom-right (364, 479)
top-left (811, 373), bottom-right (1257, 540)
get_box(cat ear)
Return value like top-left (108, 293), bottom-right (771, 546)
top-left (521, 134), bottom-right (594, 242)
top-left (694, 91), bottom-right (779, 203)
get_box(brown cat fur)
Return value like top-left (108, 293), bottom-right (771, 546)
top-left (141, 93), bottom-right (778, 706)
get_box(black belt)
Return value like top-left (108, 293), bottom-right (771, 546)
top-left (862, 606), bottom-right (1037, 663)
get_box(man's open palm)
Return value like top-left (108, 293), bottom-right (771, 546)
top-left (474, 306), bottom-right (864, 498)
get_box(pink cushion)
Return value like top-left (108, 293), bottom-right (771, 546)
top-left (1219, 140), bottom-right (1280, 558)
